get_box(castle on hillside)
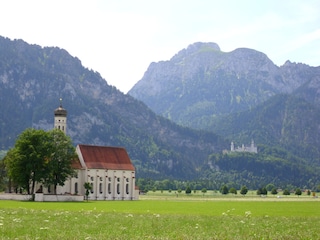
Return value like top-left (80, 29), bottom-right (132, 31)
top-left (229, 140), bottom-right (258, 153)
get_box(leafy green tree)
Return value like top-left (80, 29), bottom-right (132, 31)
top-left (266, 184), bottom-right (275, 191)
top-left (229, 187), bottom-right (237, 195)
top-left (5, 128), bottom-right (76, 195)
top-left (201, 188), bottom-right (207, 196)
top-left (84, 182), bottom-right (92, 201)
top-left (283, 189), bottom-right (290, 195)
top-left (295, 188), bottom-right (302, 196)
top-left (240, 186), bottom-right (248, 196)
top-left (271, 188), bottom-right (278, 195)
top-left (42, 129), bottom-right (76, 194)
top-left (0, 159), bottom-right (7, 192)
top-left (185, 186), bottom-right (191, 194)
top-left (220, 185), bottom-right (229, 195)
top-left (5, 129), bottom-right (51, 194)
top-left (257, 187), bottom-right (267, 195)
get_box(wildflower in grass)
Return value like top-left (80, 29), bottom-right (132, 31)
top-left (245, 211), bottom-right (251, 217)
top-left (0, 223), bottom-right (3, 226)
top-left (126, 214), bottom-right (133, 218)
top-left (13, 218), bottom-right (21, 223)
top-left (44, 220), bottom-right (49, 222)
top-left (40, 227), bottom-right (49, 230)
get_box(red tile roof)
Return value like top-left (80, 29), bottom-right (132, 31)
top-left (71, 158), bottom-right (83, 170)
top-left (78, 144), bottom-right (135, 171)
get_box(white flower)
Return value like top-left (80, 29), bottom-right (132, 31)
top-left (245, 211), bottom-right (251, 217)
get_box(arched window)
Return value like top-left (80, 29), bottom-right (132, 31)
top-left (108, 183), bottom-right (111, 194)
top-left (126, 184), bottom-right (129, 194)
top-left (75, 182), bottom-right (78, 194)
top-left (117, 184), bottom-right (120, 194)
top-left (90, 183), bottom-right (94, 193)
top-left (99, 183), bottom-right (103, 194)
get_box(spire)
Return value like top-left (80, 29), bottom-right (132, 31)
top-left (54, 98), bottom-right (67, 134)
top-left (54, 98), bottom-right (67, 117)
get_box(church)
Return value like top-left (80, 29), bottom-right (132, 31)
top-left (40, 101), bottom-right (138, 200)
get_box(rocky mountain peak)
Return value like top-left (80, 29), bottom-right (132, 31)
top-left (171, 42), bottom-right (220, 62)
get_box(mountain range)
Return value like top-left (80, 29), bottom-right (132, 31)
top-left (128, 42), bottom-right (320, 163)
top-left (0, 36), bottom-right (227, 181)
top-left (1, 37), bottom-right (319, 189)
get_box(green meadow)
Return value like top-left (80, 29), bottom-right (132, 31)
top-left (0, 194), bottom-right (319, 239)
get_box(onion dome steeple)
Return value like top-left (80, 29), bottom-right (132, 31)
top-left (54, 98), bottom-right (67, 134)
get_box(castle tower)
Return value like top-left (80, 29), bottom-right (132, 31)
top-left (230, 141), bottom-right (234, 152)
top-left (54, 98), bottom-right (67, 134)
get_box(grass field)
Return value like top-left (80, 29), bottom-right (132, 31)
top-left (0, 193), bottom-right (319, 239)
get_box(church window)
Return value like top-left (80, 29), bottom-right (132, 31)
top-left (100, 177), bottom-right (103, 181)
top-left (75, 182), bottom-right (78, 194)
top-left (108, 177), bottom-right (111, 182)
top-left (126, 178), bottom-right (129, 182)
top-left (99, 183), bottom-right (103, 194)
top-left (117, 184), bottom-right (120, 194)
top-left (126, 184), bottom-right (129, 194)
top-left (117, 178), bottom-right (120, 182)
top-left (90, 183), bottom-right (94, 193)
top-left (108, 183), bottom-right (111, 194)
top-left (48, 185), bottom-right (51, 193)
top-left (90, 176), bottom-right (94, 181)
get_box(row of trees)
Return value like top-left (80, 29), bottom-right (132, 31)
top-left (136, 178), bottom-right (319, 195)
top-left (147, 184), bottom-right (307, 197)
top-left (3, 128), bottom-right (76, 195)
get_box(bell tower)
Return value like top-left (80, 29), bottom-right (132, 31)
top-left (54, 98), bottom-right (67, 134)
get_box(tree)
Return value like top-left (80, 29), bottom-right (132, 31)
top-left (42, 129), bottom-right (76, 194)
top-left (240, 186), bottom-right (248, 196)
top-left (5, 128), bottom-right (76, 195)
top-left (271, 188), bottom-right (278, 195)
top-left (185, 186), bottom-right (191, 194)
top-left (266, 184), bottom-right (275, 191)
top-left (5, 129), bottom-right (51, 194)
top-left (201, 188), bottom-right (207, 196)
top-left (283, 189), bottom-right (290, 195)
top-left (229, 187), bottom-right (237, 195)
top-left (84, 182), bottom-right (92, 201)
top-left (220, 185), bottom-right (229, 195)
top-left (0, 159), bottom-right (7, 192)
top-left (295, 188), bottom-right (302, 196)
top-left (257, 187), bottom-right (267, 195)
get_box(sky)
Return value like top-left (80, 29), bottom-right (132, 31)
top-left (1, 0), bottom-right (320, 93)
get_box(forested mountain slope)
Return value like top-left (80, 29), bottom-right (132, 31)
top-left (1, 37), bottom-right (319, 189)
top-left (0, 36), bottom-right (227, 180)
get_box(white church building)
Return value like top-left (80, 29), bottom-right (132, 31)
top-left (40, 101), bottom-right (138, 200)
